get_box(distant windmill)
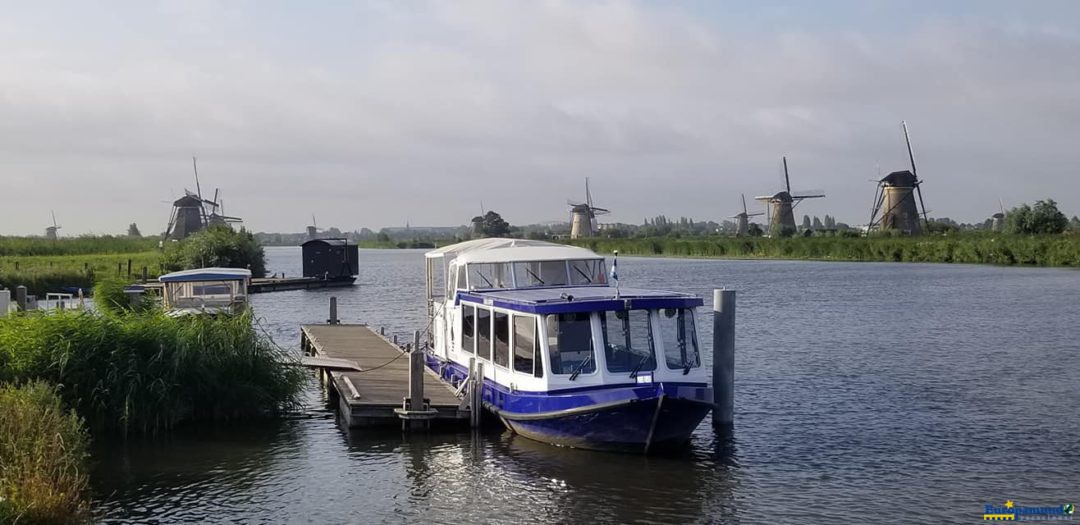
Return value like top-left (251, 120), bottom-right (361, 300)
top-left (755, 157), bottom-right (825, 236)
top-left (731, 194), bottom-right (764, 236)
top-left (307, 214), bottom-right (323, 240)
top-left (163, 157), bottom-right (243, 241)
top-left (567, 178), bottom-right (610, 239)
top-left (45, 211), bottom-right (61, 240)
top-left (991, 199), bottom-right (1006, 232)
top-left (867, 121), bottom-right (929, 235)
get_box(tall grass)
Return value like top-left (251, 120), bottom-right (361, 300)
top-left (0, 381), bottom-right (90, 524)
top-left (0, 310), bottom-right (306, 434)
top-left (570, 233), bottom-right (1080, 266)
top-left (0, 236), bottom-right (157, 257)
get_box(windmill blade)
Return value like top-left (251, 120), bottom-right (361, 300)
top-left (741, 193), bottom-right (748, 215)
top-left (792, 190), bottom-right (826, 199)
top-left (782, 156), bottom-right (791, 194)
top-left (51, 210), bottom-right (58, 228)
top-left (999, 198), bottom-right (1006, 215)
top-left (748, 212), bottom-right (765, 217)
top-left (902, 120), bottom-right (918, 179)
top-left (567, 199), bottom-right (586, 207)
top-left (585, 177), bottom-right (593, 210)
top-left (915, 182), bottom-right (930, 230)
top-left (591, 207), bottom-right (610, 214)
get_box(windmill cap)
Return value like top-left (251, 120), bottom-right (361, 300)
top-left (880, 170), bottom-right (918, 187)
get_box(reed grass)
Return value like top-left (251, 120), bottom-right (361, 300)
top-left (570, 233), bottom-right (1080, 266)
top-left (0, 381), bottom-right (90, 524)
top-left (0, 252), bottom-right (163, 297)
top-left (0, 236), bottom-right (157, 257)
top-left (0, 310), bottom-right (306, 434)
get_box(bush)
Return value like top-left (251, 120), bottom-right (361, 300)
top-left (162, 226), bottom-right (267, 278)
top-left (0, 310), bottom-right (305, 434)
top-left (0, 381), bottom-right (90, 524)
top-left (1006, 199), bottom-right (1069, 235)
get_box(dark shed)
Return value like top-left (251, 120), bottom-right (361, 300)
top-left (301, 238), bottom-right (359, 279)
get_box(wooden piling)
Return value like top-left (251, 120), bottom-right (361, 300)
top-left (328, 297), bottom-right (339, 325)
top-left (15, 286), bottom-right (27, 311)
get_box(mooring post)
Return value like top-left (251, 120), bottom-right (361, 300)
top-left (15, 286), bottom-right (27, 312)
top-left (380, 326), bottom-right (385, 336)
top-left (117, 262), bottom-right (122, 276)
top-left (328, 297), bottom-right (339, 325)
top-left (126, 259), bottom-right (132, 277)
top-left (393, 334), bottom-right (398, 345)
top-left (408, 330), bottom-right (425, 429)
top-left (713, 289), bottom-right (736, 430)
top-left (472, 361), bottom-right (485, 428)
top-left (141, 266), bottom-right (148, 283)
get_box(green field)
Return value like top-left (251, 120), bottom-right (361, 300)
top-left (568, 233), bottom-right (1080, 266)
top-left (0, 251), bottom-right (163, 296)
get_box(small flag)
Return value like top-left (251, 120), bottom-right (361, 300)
top-left (611, 250), bottom-right (619, 297)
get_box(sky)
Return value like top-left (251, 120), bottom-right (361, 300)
top-left (2, 0), bottom-right (1079, 235)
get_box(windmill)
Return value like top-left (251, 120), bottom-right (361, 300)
top-left (991, 199), bottom-right (1006, 232)
top-left (568, 178), bottom-right (610, 239)
top-left (731, 194), bottom-right (764, 236)
top-left (163, 157), bottom-right (243, 241)
top-left (45, 211), bottom-right (61, 240)
top-left (867, 121), bottom-right (929, 235)
top-left (754, 157), bottom-right (824, 237)
top-left (307, 214), bottom-right (323, 240)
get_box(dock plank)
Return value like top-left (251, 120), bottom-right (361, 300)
top-left (300, 324), bottom-right (467, 427)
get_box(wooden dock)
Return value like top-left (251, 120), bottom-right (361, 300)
top-left (300, 324), bottom-right (470, 428)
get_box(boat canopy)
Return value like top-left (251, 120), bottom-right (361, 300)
top-left (159, 268), bottom-right (252, 283)
top-left (457, 286), bottom-right (703, 315)
top-left (425, 238), bottom-right (595, 264)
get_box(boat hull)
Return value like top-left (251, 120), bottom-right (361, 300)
top-left (428, 357), bottom-right (713, 453)
top-left (501, 395), bottom-right (713, 453)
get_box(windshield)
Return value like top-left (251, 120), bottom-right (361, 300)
top-left (469, 263), bottom-right (512, 290)
top-left (545, 312), bottom-right (595, 375)
top-left (512, 261), bottom-right (569, 288)
top-left (658, 308), bottom-right (700, 370)
top-left (568, 259), bottom-right (607, 286)
top-left (600, 310), bottom-right (655, 374)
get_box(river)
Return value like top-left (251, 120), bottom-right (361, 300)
top-left (90, 247), bottom-right (1080, 523)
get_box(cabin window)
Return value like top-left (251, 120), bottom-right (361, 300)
top-left (455, 265), bottom-right (467, 291)
top-left (545, 312), bottom-right (595, 375)
top-left (461, 305), bottom-right (475, 354)
top-left (568, 259), bottom-right (607, 286)
top-left (468, 263), bottom-right (512, 290)
top-left (493, 311), bottom-right (510, 368)
top-left (513, 316), bottom-right (542, 377)
top-left (659, 308), bottom-right (700, 370)
top-left (477, 307), bottom-right (492, 360)
top-left (512, 261), bottom-right (570, 288)
top-left (600, 310), bottom-right (656, 374)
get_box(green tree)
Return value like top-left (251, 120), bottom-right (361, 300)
top-left (478, 211), bottom-right (511, 237)
top-left (162, 225), bottom-right (267, 277)
top-left (801, 215), bottom-right (811, 230)
top-left (1006, 199), bottom-right (1068, 235)
top-left (1070, 216), bottom-right (1080, 232)
top-left (747, 223), bottom-right (764, 237)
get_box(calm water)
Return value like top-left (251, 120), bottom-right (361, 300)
top-left (91, 247), bottom-right (1080, 524)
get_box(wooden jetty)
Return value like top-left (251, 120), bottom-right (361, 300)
top-left (300, 323), bottom-right (470, 428)
top-left (250, 276), bottom-right (355, 294)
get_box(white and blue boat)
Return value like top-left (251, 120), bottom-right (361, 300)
top-left (424, 239), bottom-right (712, 453)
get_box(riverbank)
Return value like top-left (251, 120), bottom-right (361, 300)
top-left (567, 234), bottom-right (1080, 266)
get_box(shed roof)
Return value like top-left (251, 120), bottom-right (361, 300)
top-left (302, 238), bottom-right (351, 247)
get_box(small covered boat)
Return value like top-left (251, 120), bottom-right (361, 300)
top-left (158, 267), bottom-right (251, 317)
top-left (424, 239), bottom-right (712, 453)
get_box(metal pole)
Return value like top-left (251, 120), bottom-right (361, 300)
top-left (712, 289), bottom-right (735, 429)
top-left (328, 296), bottom-right (338, 325)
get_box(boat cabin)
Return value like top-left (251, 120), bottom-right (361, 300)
top-left (158, 267), bottom-right (252, 316)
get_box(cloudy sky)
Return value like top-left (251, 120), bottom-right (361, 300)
top-left (2, 1), bottom-right (1079, 235)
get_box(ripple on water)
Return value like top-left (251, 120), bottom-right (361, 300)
top-left (91, 250), bottom-right (1080, 523)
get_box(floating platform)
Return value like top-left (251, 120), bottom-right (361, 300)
top-left (299, 324), bottom-right (470, 428)
top-left (250, 276), bottom-right (355, 293)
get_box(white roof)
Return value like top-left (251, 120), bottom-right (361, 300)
top-left (159, 267), bottom-right (252, 282)
top-left (425, 238), bottom-right (600, 265)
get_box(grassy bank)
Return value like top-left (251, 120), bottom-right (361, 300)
top-left (0, 252), bottom-right (163, 296)
top-left (568, 234), bottom-right (1080, 266)
top-left (0, 310), bottom-right (306, 434)
top-left (0, 381), bottom-right (90, 524)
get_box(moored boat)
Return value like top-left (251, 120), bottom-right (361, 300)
top-left (424, 239), bottom-right (712, 453)
top-left (158, 267), bottom-right (251, 317)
